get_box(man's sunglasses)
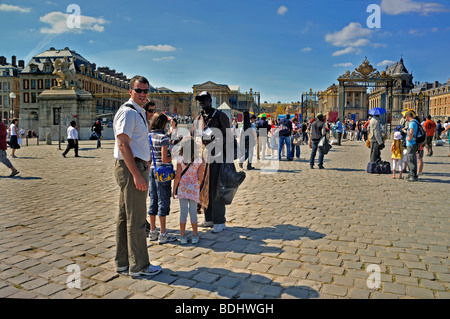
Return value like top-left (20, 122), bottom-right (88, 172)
top-left (146, 109), bottom-right (156, 113)
top-left (131, 88), bottom-right (150, 94)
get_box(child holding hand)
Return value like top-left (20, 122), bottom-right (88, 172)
top-left (173, 137), bottom-right (204, 245)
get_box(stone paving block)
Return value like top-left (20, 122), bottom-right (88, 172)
top-left (21, 278), bottom-right (49, 290)
top-left (32, 283), bottom-right (66, 296)
top-left (0, 286), bottom-right (20, 298)
top-left (91, 270), bottom-right (119, 283)
top-left (193, 272), bottom-right (220, 284)
top-left (420, 279), bottom-right (446, 291)
top-left (382, 282), bottom-right (406, 295)
top-left (104, 289), bottom-right (134, 299)
top-left (146, 285), bottom-right (174, 298)
top-left (411, 270), bottom-right (435, 280)
top-left (406, 287), bottom-right (435, 299)
top-left (260, 285), bottom-right (283, 298)
top-left (322, 284), bottom-right (348, 297)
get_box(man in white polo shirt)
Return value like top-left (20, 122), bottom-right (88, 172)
top-left (113, 75), bottom-right (161, 278)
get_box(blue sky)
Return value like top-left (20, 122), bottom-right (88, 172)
top-left (1, 0), bottom-right (449, 103)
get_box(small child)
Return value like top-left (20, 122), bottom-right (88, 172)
top-left (391, 131), bottom-right (403, 179)
top-left (173, 137), bottom-right (204, 245)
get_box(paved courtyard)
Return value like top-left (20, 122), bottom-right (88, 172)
top-left (0, 137), bottom-right (449, 299)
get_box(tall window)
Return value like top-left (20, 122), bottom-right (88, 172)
top-left (53, 108), bottom-right (61, 125)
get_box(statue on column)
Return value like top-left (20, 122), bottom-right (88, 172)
top-left (52, 56), bottom-right (82, 90)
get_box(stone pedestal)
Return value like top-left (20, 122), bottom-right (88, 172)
top-left (37, 89), bottom-right (94, 141)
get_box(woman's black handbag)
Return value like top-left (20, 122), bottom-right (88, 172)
top-left (216, 162), bottom-right (246, 205)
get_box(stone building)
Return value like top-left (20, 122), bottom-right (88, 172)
top-left (0, 56), bottom-right (24, 123)
top-left (402, 79), bottom-right (450, 121)
top-left (368, 58), bottom-right (414, 122)
top-left (319, 82), bottom-right (369, 121)
top-left (192, 81), bottom-right (257, 116)
top-left (19, 47), bottom-right (130, 133)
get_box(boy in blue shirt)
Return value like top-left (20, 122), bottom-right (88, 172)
top-left (403, 111), bottom-right (418, 182)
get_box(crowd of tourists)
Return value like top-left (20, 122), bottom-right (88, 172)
top-left (2, 76), bottom-right (448, 279)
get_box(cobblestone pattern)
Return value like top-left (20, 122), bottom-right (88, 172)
top-left (0, 138), bottom-right (449, 299)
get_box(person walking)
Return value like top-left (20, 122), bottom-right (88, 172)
top-left (147, 112), bottom-right (177, 244)
top-left (256, 114), bottom-right (270, 159)
top-left (333, 118), bottom-right (343, 145)
top-left (278, 114), bottom-right (293, 161)
top-left (92, 120), bottom-right (103, 149)
top-left (436, 120), bottom-right (442, 140)
top-left (173, 137), bottom-right (204, 245)
top-left (239, 112), bottom-right (256, 170)
top-left (308, 113), bottom-right (327, 169)
top-left (290, 117), bottom-right (301, 160)
top-left (423, 115), bottom-right (436, 156)
top-left (62, 121), bottom-right (79, 158)
top-left (8, 118), bottom-right (20, 158)
top-left (0, 121), bottom-right (19, 177)
top-left (113, 75), bottom-right (161, 277)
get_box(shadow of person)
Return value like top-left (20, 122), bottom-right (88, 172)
top-left (159, 224), bottom-right (326, 258)
top-left (140, 266), bottom-right (320, 299)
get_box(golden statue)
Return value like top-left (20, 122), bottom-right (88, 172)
top-left (52, 56), bottom-right (82, 90)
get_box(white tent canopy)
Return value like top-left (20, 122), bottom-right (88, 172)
top-left (218, 102), bottom-right (232, 122)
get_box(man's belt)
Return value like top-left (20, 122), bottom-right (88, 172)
top-left (134, 157), bottom-right (147, 164)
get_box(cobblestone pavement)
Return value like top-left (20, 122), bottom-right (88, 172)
top-left (0, 137), bottom-right (449, 299)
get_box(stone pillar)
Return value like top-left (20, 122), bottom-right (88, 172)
top-left (37, 89), bottom-right (94, 141)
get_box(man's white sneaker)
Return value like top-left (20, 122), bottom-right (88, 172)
top-left (130, 264), bottom-right (162, 278)
top-left (212, 223), bottom-right (226, 233)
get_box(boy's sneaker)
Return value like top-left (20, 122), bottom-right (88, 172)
top-left (130, 264), bottom-right (162, 278)
top-left (149, 229), bottom-right (159, 241)
top-left (116, 265), bottom-right (129, 275)
top-left (191, 235), bottom-right (199, 244)
top-left (158, 232), bottom-right (177, 244)
top-left (212, 223), bottom-right (226, 233)
top-left (180, 236), bottom-right (188, 245)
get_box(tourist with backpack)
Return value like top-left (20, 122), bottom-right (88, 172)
top-left (403, 111), bottom-right (420, 182)
top-left (277, 114), bottom-right (293, 161)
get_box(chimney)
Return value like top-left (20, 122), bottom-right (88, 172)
top-left (0, 56), bottom-right (6, 65)
top-left (18, 60), bottom-right (25, 68)
top-left (12, 56), bottom-right (17, 67)
top-left (434, 81), bottom-right (439, 88)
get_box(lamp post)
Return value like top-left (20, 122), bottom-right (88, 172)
top-left (9, 92), bottom-right (16, 124)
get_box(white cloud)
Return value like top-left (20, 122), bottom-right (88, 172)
top-left (301, 47), bottom-right (312, 52)
top-left (325, 23), bottom-right (372, 47)
top-left (381, 0), bottom-right (448, 15)
top-left (325, 22), bottom-right (385, 57)
top-left (153, 57), bottom-right (175, 61)
top-left (333, 63), bottom-right (354, 68)
top-left (0, 4), bottom-right (31, 13)
top-left (39, 11), bottom-right (108, 34)
top-left (332, 47), bottom-right (357, 56)
top-left (277, 6), bottom-right (288, 15)
top-left (377, 60), bottom-right (396, 67)
top-left (137, 44), bottom-right (176, 52)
